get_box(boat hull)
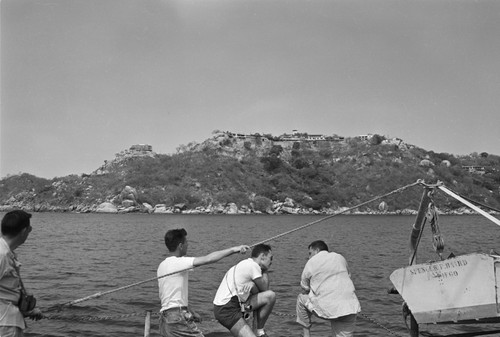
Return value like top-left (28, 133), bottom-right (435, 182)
top-left (390, 253), bottom-right (500, 324)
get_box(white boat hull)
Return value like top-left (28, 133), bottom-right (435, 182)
top-left (390, 253), bottom-right (500, 324)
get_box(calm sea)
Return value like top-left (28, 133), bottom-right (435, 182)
top-left (4, 212), bottom-right (500, 337)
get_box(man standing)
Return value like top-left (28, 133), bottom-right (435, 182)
top-left (158, 228), bottom-right (249, 337)
top-left (296, 240), bottom-right (361, 337)
top-left (0, 210), bottom-right (42, 337)
top-left (213, 244), bottom-right (275, 337)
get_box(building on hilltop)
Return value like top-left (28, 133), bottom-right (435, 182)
top-left (130, 144), bottom-right (153, 152)
top-left (222, 130), bottom-right (344, 142)
top-left (92, 144), bottom-right (156, 176)
top-left (116, 144), bottom-right (155, 158)
top-left (306, 134), bottom-right (326, 141)
top-left (280, 133), bottom-right (302, 141)
top-left (357, 134), bottom-right (374, 141)
top-left (462, 166), bottom-right (486, 175)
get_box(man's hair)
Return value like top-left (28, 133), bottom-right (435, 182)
top-left (164, 228), bottom-right (187, 252)
top-left (1, 210), bottom-right (32, 237)
top-left (309, 240), bottom-right (329, 252)
top-left (251, 243), bottom-right (272, 258)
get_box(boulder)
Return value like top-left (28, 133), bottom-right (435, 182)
top-left (0, 205), bottom-right (16, 212)
top-left (96, 202), bottom-right (118, 213)
top-left (142, 203), bottom-right (154, 213)
top-left (283, 198), bottom-right (295, 208)
top-left (281, 206), bottom-right (297, 214)
top-left (174, 203), bottom-right (187, 211)
top-left (122, 200), bottom-right (135, 208)
top-left (120, 186), bottom-right (138, 205)
top-left (419, 159), bottom-right (434, 167)
top-left (213, 205), bottom-right (225, 214)
top-left (400, 209), bottom-right (417, 215)
top-left (226, 203), bottom-right (238, 214)
top-left (378, 201), bottom-right (388, 212)
top-left (153, 204), bottom-right (170, 214)
top-left (174, 203), bottom-right (187, 213)
top-left (118, 206), bottom-right (136, 213)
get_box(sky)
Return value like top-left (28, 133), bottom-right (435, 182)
top-left (1, 0), bottom-right (499, 179)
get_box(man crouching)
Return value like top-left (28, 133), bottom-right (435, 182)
top-left (213, 244), bottom-right (275, 337)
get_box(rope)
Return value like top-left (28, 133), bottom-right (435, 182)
top-left (43, 311), bottom-right (157, 322)
top-left (271, 311), bottom-right (295, 318)
top-left (420, 329), bottom-right (500, 337)
top-left (43, 307), bottom-right (407, 337)
top-left (437, 185), bottom-right (500, 226)
top-left (444, 186), bottom-right (500, 214)
top-left (43, 180), bottom-right (422, 312)
top-left (42, 309), bottom-right (500, 337)
top-left (270, 311), bottom-right (408, 337)
top-left (43, 275), bottom-right (167, 312)
top-left (358, 312), bottom-right (408, 337)
top-left (428, 202), bottom-right (444, 257)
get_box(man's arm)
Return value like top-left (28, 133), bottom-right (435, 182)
top-left (252, 271), bottom-right (270, 293)
top-left (300, 266), bottom-right (310, 294)
top-left (193, 245), bottom-right (249, 267)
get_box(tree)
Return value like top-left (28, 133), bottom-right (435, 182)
top-left (292, 158), bottom-right (309, 169)
top-left (269, 145), bottom-right (283, 156)
top-left (370, 134), bottom-right (384, 145)
top-left (253, 196), bottom-right (273, 213)
top-left (261, 156), bottom-right (282, 172)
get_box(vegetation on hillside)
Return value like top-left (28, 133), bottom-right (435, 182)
top-left (1, 133), bottom-right (499, 213)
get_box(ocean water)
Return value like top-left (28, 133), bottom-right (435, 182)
top-left (4, 212), bottom-right (500, 337)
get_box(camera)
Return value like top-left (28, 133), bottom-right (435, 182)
top-left (240, 302), bottom-right (253, 319)
top-left (182, 311), bottom-right (193, 321)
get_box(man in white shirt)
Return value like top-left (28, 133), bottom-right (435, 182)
top-left (0, 210), bottom-right (42, 337)
top-left (296, 240), bottom-right (361, 337)
top-left (213, 244), bottom-right (275, 337)
top-left (158, 228), bottom-right (249, 337)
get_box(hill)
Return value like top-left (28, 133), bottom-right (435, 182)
top-left (1, 131), bottom-right (499, 214)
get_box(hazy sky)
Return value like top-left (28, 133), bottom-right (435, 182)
top-left (1, 0), bottom-right (499, 179)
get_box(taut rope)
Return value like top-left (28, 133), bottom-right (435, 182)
top-left (42, 180), bottom-right (422, 312)
top-left (43, 273), bottom-right (172, 312)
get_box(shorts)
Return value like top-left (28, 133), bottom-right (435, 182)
top-left (0, 326), bottom-right (24, 337)
top-left (213, 296), bottom-right (245, 330)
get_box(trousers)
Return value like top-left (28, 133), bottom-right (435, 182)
top-left (296, 293), bottom-right (357, 337)
top-left (159, 308), bottom-right (203, 337)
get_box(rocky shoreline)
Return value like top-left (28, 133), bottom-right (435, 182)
top-left (1, 185), bottom-right (494, 216)
top-left (0, 201), bottom-right (490, 216)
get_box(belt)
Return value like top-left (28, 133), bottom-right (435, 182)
top-left (161, 306), bottom-right (188, 314)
